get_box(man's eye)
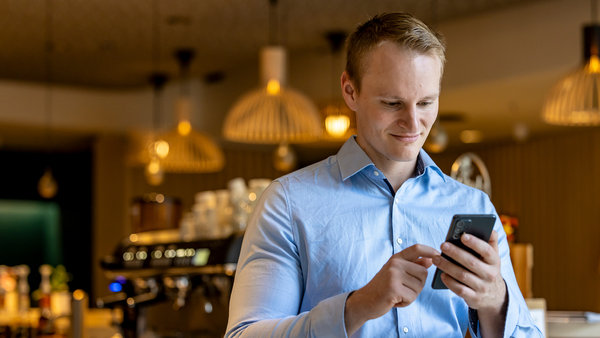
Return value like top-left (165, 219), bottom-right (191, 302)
top-left (382, 101), bottom-right (401, 107)
top-left (418, 101), bottom-right (433, 107)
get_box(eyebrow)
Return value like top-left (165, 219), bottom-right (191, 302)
top-left (377, 93), bottom-right (439, 101)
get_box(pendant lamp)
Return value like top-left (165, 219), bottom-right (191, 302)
top-left (38, 0), bottom-right (58, 199)
top-left (222, 0), bottom-right (322, 144)
top-left (542, 1), bottom-right (600, 125)
top-left (321, 31), bottom-right (354, 140)
top-left (144, 73), bottom-right (168, 186)
top-left (159, 49), bottom-right (225, 173)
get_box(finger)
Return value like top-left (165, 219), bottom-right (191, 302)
top-left (433, 254), bottom-right (482, 290)
top-left (460, 232), bottom-right (499, 265)
top-left (395, 259), bottom-right (429, 283)
top-left (397, 244), bottom-right (440, 262)
top-left (488, 230), bottom-right (499, 252)
top-left (414, 257), bottom-right (433, 269)
top-left (400, 269), bottom-right (427, 294)
top-left (441, 272), bottom-right (477, 303)
top-left (440, 242), bottom-right (484, 276)
top-left (393, 284), bottom-right (419, 307)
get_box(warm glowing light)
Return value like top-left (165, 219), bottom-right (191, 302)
top-left (177, 120), bottom-right (192, 136)
top-left (129, 234), bottom-right (139, 242)
top-left (38, 168), bottom-right (58, 199)
top-left (460, 130), bottom-right (484, 144)
top-left (266, 79), bottom-right (281, 95)
top-left (248, 192), bottom-right (257, 202)
top-left (147, 159), bottom-right (160, 174)
top-left (273, 143), bottom-right (297, 172)
top-left (153, 139), bottom-right (169, 159)
top-left (73, 289), bottom-right (86, 300)
top-left (325, 114), bottom-right (351, 138)
top-left (588, 54), bottom-right (600, 74)
top-left (144, 158), bottom-right (164, 186)
top-left (152, 250), bottom-right (163, 259)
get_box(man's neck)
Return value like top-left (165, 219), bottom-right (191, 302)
top-left (378, 159), bottom-right (417, 192)
top-left (354, 136), bottom-right (420, 192)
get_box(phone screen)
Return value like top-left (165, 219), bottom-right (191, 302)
top-left (431, 214), bottom-right (496, 289)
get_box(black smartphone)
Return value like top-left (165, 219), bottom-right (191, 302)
top-left (431, 214), bottom-right (496, 289)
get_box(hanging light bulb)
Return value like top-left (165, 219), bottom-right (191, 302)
top-left (273, 142), bottom-right (297, 172)
top-left (175, 96), bottom-right (192, 136)
top-left (325, 114), bottom-right (351, 137)
top-left (324, 104), bottom-right (351, 138)
top-left (153, 139), bottom-right (169, 159)
top-left (144, 157), bottom-right (164, 186)
top-left (266, 79), bottom-right (281, 95)
top-left (38, 168), bottom-right (58, 199)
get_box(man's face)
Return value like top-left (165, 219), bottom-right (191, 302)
top-left (342, 41), bottom-right (441, 167)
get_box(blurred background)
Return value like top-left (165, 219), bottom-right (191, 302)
top-left (0, 0), bottom-right (598, 336)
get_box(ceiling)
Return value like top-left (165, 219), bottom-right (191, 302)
top-left (0, 0), bottom-right (589, 152)
top-left (0, 0), bottom-right (546, 88)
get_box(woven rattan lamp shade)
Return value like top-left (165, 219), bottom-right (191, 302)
top-left (223, 87), bottom-right (322, 143)
top-left (542, 56), bottom-right (600, 125)
top-left (223, 46), bottom-right (323, 144)
top-left (159, 128), bottom-right (224, 173)
top-left (543, 25), bottom-right (600, 125)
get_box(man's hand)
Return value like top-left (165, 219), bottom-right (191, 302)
top-left (433, 230), bottom-right (508, 337)
top-left (344, 244), bottom-right (439, 335)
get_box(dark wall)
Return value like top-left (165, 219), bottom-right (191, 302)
top-left (0, 148), bottom-right (92, 297)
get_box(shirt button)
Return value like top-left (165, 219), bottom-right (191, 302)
top-left (373, 171), bottom-right (379, 176)
top-left (396, 238), bottom-right (403, 245)
top-left (403, 327), bottom-right (409, 333)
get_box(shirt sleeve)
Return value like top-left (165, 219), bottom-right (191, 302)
top-left (469, 199), bottom-right (544, 337)
top-left (225, 181), bottom-right (350, 338)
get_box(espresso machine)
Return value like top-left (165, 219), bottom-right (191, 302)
top-left (98, 228), bottom-right (243, 337)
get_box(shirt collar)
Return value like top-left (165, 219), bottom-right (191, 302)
top-left (336, 136), bottom-right (446, 182)
top-left (337, 136), bottom-right (374, 181)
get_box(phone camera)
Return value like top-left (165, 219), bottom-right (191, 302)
top-left (452, 219), bottom-right (470, 240)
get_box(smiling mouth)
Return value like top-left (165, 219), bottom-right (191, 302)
top-left (391, 133), bottom-right (420, 143)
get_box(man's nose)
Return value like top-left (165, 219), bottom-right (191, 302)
top-left (398, 106), bottom-right (419, 132)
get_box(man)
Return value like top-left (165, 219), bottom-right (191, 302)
top-left (226, 13), bottom-right (542, 337)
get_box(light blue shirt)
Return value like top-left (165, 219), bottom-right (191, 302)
top-left (227, 137), bottom-right (542, 337)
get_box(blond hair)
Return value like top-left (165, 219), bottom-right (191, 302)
top-left (345, 12), bottom-right (446, 90)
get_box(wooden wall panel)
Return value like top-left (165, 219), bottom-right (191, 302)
top-left (432, 130), bottom-right (600, 312)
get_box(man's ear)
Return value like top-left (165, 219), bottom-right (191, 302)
top-left (341, 71), bottom-right (358, 111)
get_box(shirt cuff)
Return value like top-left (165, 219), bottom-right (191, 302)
top-left (468, 307), bottom-right (480, 336)
top-left (503, 280), bottom-right (523, 335)
top-left (309, 291), bottom-right (352, 337)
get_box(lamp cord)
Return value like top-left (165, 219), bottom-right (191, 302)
top-left (151, 0), bottom-right (162, 132)
top-left (593, 0), bottom-right (598, 23)
top-left (268, 0), bottom-right (279, 45)
top-left (44, 0), bottom-right (54, 163)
